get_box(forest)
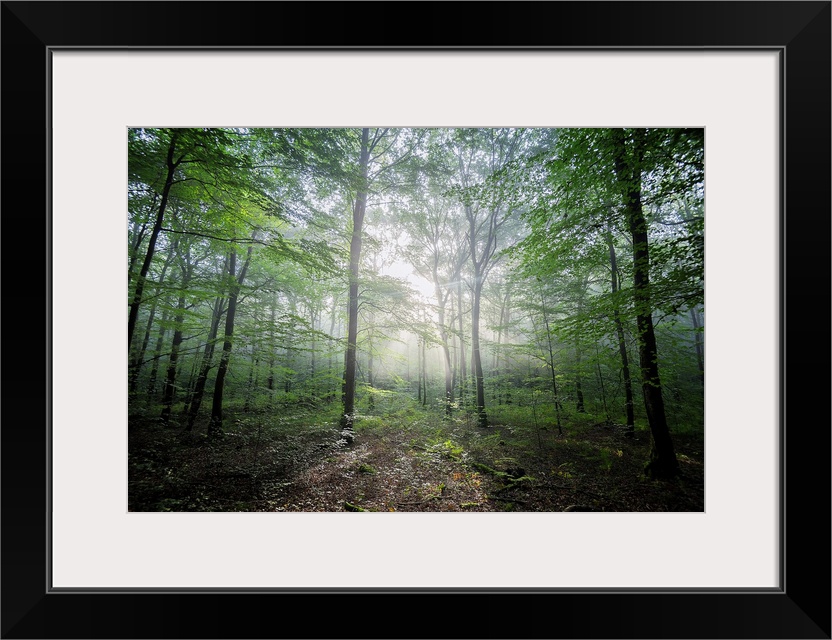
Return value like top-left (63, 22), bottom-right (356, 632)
top-left (128, 127), bottom-right (704, 513)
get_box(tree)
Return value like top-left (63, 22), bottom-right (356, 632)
top-left (518, 127), bottom-right (702, 478)
top-left (208, 243), bottom-right (254, 438)
top-left (611, 128), bottom-right (680, 478)
top-left (339, 128), bottom-right (422, 439)
top-left (451, 128), bottom-right (530, 427)
top-left (340, 127), bottom-right (371, 440)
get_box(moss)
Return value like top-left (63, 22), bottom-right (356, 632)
top-left (471, 462), bottom-right (499, 475)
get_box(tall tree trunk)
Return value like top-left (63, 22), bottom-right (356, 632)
top-left (416, 337), bottom-right (423, 403)
top-left (456, 280), bottom-right (467, 409)
top-left (340, 128), bottom-right (371, 440)
top-left (607, 228), bottom-right (636, 435)
top-left (595, 343), bottom-right (611, 423)
top-left (538, 281), bottom-right (563, 436)
top-left (310, 304), bottom-right (318, 392)
top-left (470, 278), bottom-right (487, 427)
top-left (147, 306), bottom-right (170, 397)
top-left (283, 295), bottom-right (297, 394)
top-left (421, 336), bottom-right (428, 407)
top-left (160, 294), bottom-right (187, 425)
top-left (128, 130), bottom-right (181, 349)
top-left (612, 128), bottom-right (679, 479)
top-left (208, 244), bottom-right (254, 438)
top-left (433, 272), bottom-right (454, 416)
top-left (690, 306), bottom-right (704, 388)
top-left (130, 250), bottom-right (173, 392)
top-left (185, 296), bottom-right (227, 431)
top-left (243, 346), bottom-right (258, 413)
top-left (268, 294), bottom-right (277, 392)
top-left (574, 345), bottom-right (586, 413)
top-left (128, 218), bottom-right (150, 284)
top-left (493, 290), bottom-right (509, 405)
top-left (326, 297), bottom-right (338, 402)
top-left (367, 323), bottom-right (375, 411)
top-left (573, 278), bottom-right (588, 413)
top-left (450, 291), bottom-right (458, 405)
top-left (439, 327), bottom-right (453, 415)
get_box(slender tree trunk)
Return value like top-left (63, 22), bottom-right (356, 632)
top-left (310, 304), bottom-right (318, 392)
top-left (147, 307), bottom-right (170, 397)
top-left (130, 251), bottom-right (174, 392)
top-left (433, 277), bottom-right (454, 416)
top-left (417, 337), bottom-right (423, 403)
top-left (185, 296), bottom-right (226, 431)
top-left (539, 282), bottom-right (563, 436)
top-left (268, 294), bottom-right (277, 392)
top-left (243, 346), bottom-right (257, 413)
top-left (450, 292), bottom-right (458, 405)
top-left (470, 279), bottom-right (487, 427)
top-left (283, 295), bottom-right (297, 394)
top-left (340, 128), bottom-right (371, 440)
top-left (690, 306), bottom-right (704, 388)
top-left (367, 324), bottom-right (375, 411)
top-left (573, 280), bottom-right (588, 413)
top-left (504, 302), bottom-right (512, 405)
top-left (457, 280), bottom-right (467, 409)
top-left (493, 290), bottom-right (508, 405)
top-left (326, 298), bottom-right (337, 402)
top-left (130, 300), bottom-right (157, 394)
top-left (440, 331), bottom-right (453, 415)
top-left (607, 228), bottom-right (636, 435)
top-left (128, 218), bottom-right (150, 285)
top-left (421, 337), bottom-right (428, 407)
top-left (160, 294), bottom-right (187, 425)
top-left (208, 244), bottom-right (254, 438)
top-left (595, 343), bottom-right (611, 423)
top-left (128, 130), bottom-right (181, 349)
top-left (575, 346), bottom-right (586, 413)
top-left (612, 128), bottom-right (679, 479)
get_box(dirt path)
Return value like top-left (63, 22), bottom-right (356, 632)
top-left (129, 411), bottom-right (704, 512)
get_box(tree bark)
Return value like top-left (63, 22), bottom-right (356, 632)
top-left (129, 250), bottom-right (174, 392)
top-left (146, 306), bottom-right (170, 397)
top-left (456, 280), bottom-right (467, 409)
top-left (606, 228), bottom-right (636, 434)
top-left (432, 266), bottom-right (454, 416)
top-left (612, 128), bottom-right (679, 479)
top-left (421, 334), bottom-right (428, 407)
top-left (128, 130), bottom-right (181, 349)
top-left (160, 286), bottom-right (188, 425)
top-left (470, 277), bottom-right (488, 427)
top-left (690, 306), bottom-right (704, 388)
top-left (208, 243), bottom-right (254, 438)
top-left (185, 295), bottom-right (227, 431)
top-left (340, 128), bottom-right (371, 440)
top-left (539, 282), bottom-right (563, 435)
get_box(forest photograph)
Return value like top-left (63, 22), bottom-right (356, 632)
top-left (127, 127), bottom-right (704, 513)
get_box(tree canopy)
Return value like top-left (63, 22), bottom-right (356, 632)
top-left (128, 127), bottom-right (705, 512)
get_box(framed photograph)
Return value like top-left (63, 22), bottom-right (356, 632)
top-left (3, 1), bottom-right (829, 638)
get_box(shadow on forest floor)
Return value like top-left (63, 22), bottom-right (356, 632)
top-left (128, 402), bottom-right (704, 513)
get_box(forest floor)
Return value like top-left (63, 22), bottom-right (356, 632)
top-left (128, 398), bottom-right (704, 512)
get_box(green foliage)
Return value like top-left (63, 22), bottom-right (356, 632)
top-left (129, 127), bottom-right (701, 481)
top-left (426, 438), bottom-right (464, 461)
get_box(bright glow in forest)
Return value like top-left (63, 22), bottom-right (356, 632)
top-left (128, 127), bottom-right (704, 513)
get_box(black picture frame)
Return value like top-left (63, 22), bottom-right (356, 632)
top-left (2, 2), bottom-right (829, 638)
